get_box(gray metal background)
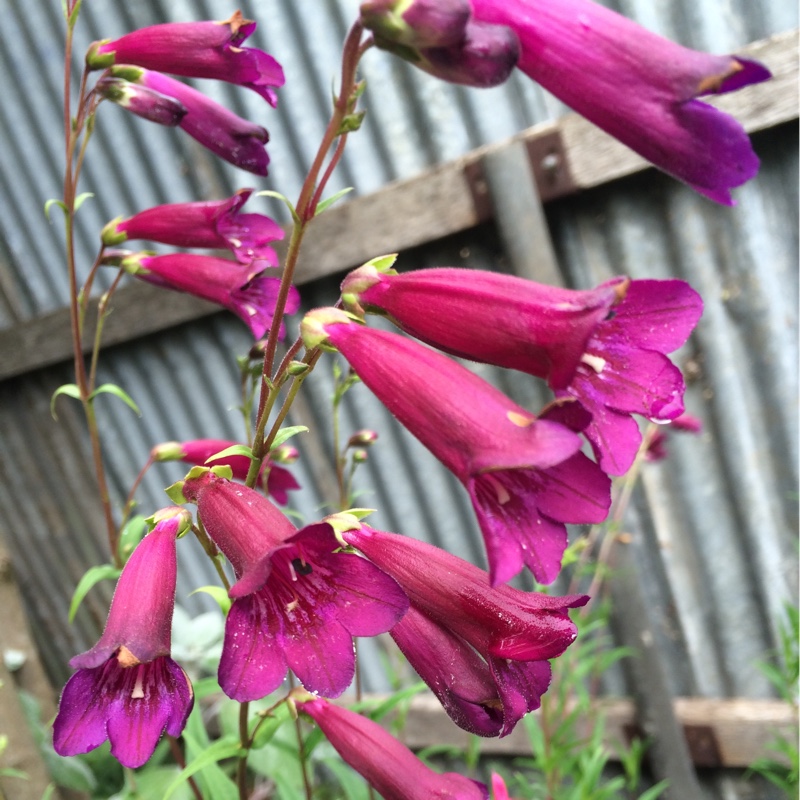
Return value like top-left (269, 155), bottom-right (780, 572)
top-left (0, 0), bottom-right (796, 796)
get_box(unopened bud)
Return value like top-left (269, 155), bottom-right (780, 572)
top-left (347, 429), bottom-right (379, 448)
top-left (271, 444), bottom-right (300, 465)
top-left (361, 0), bottom-right (470, 48)
top-left (151, 441), bottom-right (186, 462)
top-left (249, 339), bottom-right (267, 360)
top-left (101, 216), bottom-right (129, 247)
top-left (287, 361), bottom-right (310, 376)
top-left (352, 449), bottom-right (369, 464)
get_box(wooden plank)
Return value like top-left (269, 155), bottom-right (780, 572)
top-left (383, 693), bottom-right (797, 768)
top-left (0, 29), bottom-right (795, 382)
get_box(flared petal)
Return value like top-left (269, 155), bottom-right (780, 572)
top-left (219, 594), bottom-right (288, 701)
top-left (488, 656), bottom-right (552, 736)
top-left (469, 454), bottom-right (611, 585)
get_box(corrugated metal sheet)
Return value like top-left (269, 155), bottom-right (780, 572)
top-left (0, 0), bottom-right (796, 795)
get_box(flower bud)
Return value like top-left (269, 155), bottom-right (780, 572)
top-left (361, 0), bottom-right (471, 48)
top-left (352, 449), bottom-right (369, 464)
top-left (347, 429), bottom-right (379, 448)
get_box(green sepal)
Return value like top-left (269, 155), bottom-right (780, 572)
top-left (88, 383), bottom-right (141, 416)
top-left (363, 253), bottom-right (399, 273)
top-left (269, 425), bottom-right (309, 450)
top-left (117, 514), bottom-right (147, 563)
top-left (165, 480), bottom-right (188, 505)
top-left (190, 586), bottom-right (232, 616)
top-left (69, 564), bottom-right (121, 623)
top-left (50, 383), bottom-right (81, 420)
top-left (85, 41), bottom-right (116, 70)
top-left (315, 187), bottom-right (353, 216)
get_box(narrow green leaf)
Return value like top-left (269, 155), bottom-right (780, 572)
top-left (315, 187), bottom-right (353, 216)
top-left (40, 783), bottom-right (56, 800)
top-left (250, 703), bottom-right (290, 750)
top-left (68, 0), bottom-right (82, 29)
top-left (638, 780), bottom-right (670, 800)
top-left (190, 586), bottom-right (231, 616)
top-left (0, 767), bottom-right (28, 780)
top-left (192, 676), bottom-right (223, 701)
top-left (205, 444), bottom-right (253, 463)
top-left (74, 192), bottom-right (94, 212)
top-left (89, 383), bottom-right (141, 416)
top-left (254, 190), bottom-right (300, 224)
top-left (162, 737), bottom-right (241, 799)
top-left (269, 425), bottom-right (309, 450)
top-left (44, 198), bottom-right (67, 222)
top-left (69, 564), bottom-right (121, 622)
top-left (50, 383), bottom-right (82, 420)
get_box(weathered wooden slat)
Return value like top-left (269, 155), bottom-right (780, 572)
top-left (389, 693), bottom-right (797, 768)
top-left (0, 29), bottom-right (795, 382)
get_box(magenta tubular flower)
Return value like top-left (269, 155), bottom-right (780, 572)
top-left (53, 508), bottom-right (193, 769)
top-left (87, 11), bottom-right (285, 106)
top-left (298, 697), bottom-right (489, 799)
top-left (342, 265), bottom-right (626, 389)
top-left (104, 66), bottom-right (271, 175)
top-left (120, 252), bottom-right (298, 339)
top-left (345, 525), bottom-right (587, 735)
top-left (152, 438), bottom-right (300, 505)
top-left (645, 412), bottom-right (703, 462)
top-left (470, 0), bottom-right (770, 203)
top-left (103, 189), bottom-right (284, 265)
top-left (303, 310), bottom-right (610, 585)
top-left (391, 605), bottom-right (551, 737)
top-left (343, 266), bottom-right (703, 475)
top-left (179, 471), bottom-right (408, 700)
top-left (554, 279), bottom-right (703, 475)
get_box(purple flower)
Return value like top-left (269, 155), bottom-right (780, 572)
top-left (298, 697), bottom-right (489, 800)
top-left (344, 525), bottom-right (587, 736)
top-left (102, 67), bottom-right (271, 175)
top-left (470, 0), bottom-right (770, 203)
top-left (179, 471), bottom-right (408, 700)
top-left (102, 189), bottom-right (284, 265)
top-left (342, 266), bottom-right (703, 475)
top-left (152, 438), bottom-right (301, 505)
top-left (341, 264), bottom-right (626, 389)
top-left (53, 508), bottom-right (194, 769)
top-left (302, 309), bottom-right (610, 585)
top-left (554, 279), bottom-right (703, 475)
top-left (119, 252), bottom-right (298, 339)
top-left (87, 11), bottom-right (285, 106)
top-left (645, 412), bottom-right (703, 462)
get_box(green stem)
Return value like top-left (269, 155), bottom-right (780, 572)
top-left (236, 702), bottom-right (250, 800)
top-left (87, 268), bottom-right (124, 392)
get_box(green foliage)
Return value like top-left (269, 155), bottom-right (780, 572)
top-left (68, 563), bottom-right (121, 623)
top-left (494, 600), bottom-right (666, 800)
top-left (746, 603), bottom-right (799, 795)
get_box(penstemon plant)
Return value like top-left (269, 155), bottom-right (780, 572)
top-left (46, 0), bottom-right (771, 797)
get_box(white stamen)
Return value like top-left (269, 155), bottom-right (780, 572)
top-left (131, 667), bottom-right (145, 699)
top-left (581, 353), bottom-right (606, 374)
top-left (484, 473), bottom-right (511, 505)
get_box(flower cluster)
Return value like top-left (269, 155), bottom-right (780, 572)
top-left (51, 1), bottom-right (764, 792)
top-left (91, 14), bottom-right (297, 339)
